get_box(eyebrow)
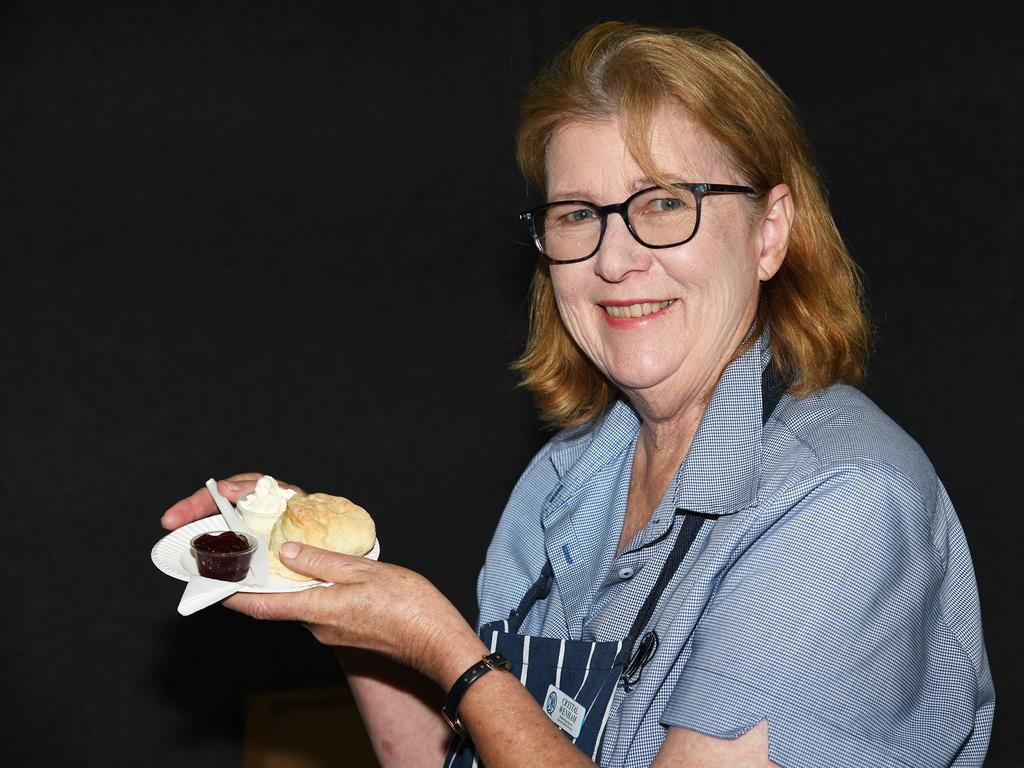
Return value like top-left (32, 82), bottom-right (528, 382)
top-left (547, 176), bottom-right (689, 203)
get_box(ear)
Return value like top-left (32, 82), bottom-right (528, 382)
top-left (757, 183), bottom-right (793, 282)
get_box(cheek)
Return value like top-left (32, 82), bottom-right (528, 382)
top-left (553, 291), bottom-right (588, 342)
top-left (686, 228), bottom-right (761, 298)
top-left (550, 274), bottom-right (600, 346)
top-left (550, 273), bottom-right (586, 321)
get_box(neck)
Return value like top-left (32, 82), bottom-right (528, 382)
top-left (624, 314), bottom-right (756, 465)
top-left (625, 349), bottom-right (725, 469)
top-left (615, 318), bottom-right (757, 554)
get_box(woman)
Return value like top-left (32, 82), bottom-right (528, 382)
top-left (163, 21), bottom-right (994, 767)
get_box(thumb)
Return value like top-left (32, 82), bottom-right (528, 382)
top-left (278, 542), bottom-right (371, 582)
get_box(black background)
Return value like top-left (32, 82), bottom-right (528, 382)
top-left (3, 2), bottom-right (1020, 765)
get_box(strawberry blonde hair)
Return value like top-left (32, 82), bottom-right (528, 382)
top-left (513, 21), bottom-right (871, 428)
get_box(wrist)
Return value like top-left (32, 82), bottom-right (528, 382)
top-left (434, 632), bottom-right (490, 691)
top-left (441, 651), bottom-right (514, 738)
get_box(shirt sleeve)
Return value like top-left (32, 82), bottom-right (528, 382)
top-left (475, 438), bottom-right (562, 628)
top-left (662, 460), bottom-right (985, 768)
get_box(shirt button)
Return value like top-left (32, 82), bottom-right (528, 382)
top-left (617, 567), bottom-right (635, 580)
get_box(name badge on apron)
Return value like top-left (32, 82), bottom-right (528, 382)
top-left (543, 684), bottom-right (587, 739)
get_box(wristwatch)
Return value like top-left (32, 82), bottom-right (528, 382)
top-left (441, 651), bottom-right (513, 737)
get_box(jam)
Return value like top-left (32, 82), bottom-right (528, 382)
top-left (191, 531), bottom-right (257, 582)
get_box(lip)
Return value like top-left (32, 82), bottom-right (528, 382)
top-left (597, 298), bottom-right (677, 328)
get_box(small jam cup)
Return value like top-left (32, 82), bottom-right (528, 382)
top-left (190, 531), bottom-right (258, 582)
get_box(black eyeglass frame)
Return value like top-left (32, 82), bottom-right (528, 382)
top-left (518, 182), bottom-right (764, 264)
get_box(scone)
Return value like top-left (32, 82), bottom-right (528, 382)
top-left (268, 493), bottom-right (376, 581)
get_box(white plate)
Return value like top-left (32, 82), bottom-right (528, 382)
top-left (151, 515), bottom-right (381, 593)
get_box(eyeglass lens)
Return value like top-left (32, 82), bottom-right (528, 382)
top-left (535, 186), bottom-right (698, 262)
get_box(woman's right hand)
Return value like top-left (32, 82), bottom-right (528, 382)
top-left (160, 472), bottom-right (305, 531)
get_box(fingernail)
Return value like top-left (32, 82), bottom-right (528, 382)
top-left (280, 542), bottom-right (300, 559)
top-left (224, 481), bottom-right (240, 491)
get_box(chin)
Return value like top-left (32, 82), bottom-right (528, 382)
top-left (605, 362), bottom-right (680, 394)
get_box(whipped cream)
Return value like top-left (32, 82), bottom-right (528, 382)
top-left (237, 475), bottom-right (296, 537)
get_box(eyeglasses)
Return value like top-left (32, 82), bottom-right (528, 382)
top-left (519, 183), bottom-right (763, 264)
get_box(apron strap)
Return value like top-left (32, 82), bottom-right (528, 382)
top-left (619, 511), bottom-right (707, 661)
top-left (506, 560), bottom-right (555, 633)
top-left (762, 361), bottom-right (783, 426)
top-left (621, 363), bottom-right (784, 664)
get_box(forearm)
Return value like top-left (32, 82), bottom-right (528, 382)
top-left (335, 648), bottom-right (451, 768)
top-left (463, 670), bottom-right (778, 768)
top-left (455, 669), bottom-right (596, 768)
top-left (247, 545), bottom-right (592, 767)
top-left (429, 632), bottom-right (595, 768)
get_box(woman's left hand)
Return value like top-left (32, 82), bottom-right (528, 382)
top-left (223, 542), bottom-right (486, 688)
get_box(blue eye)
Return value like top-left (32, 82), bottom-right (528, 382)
top-left (564, 208), bottom-right (597, 223)
top-left (649, 197), bottom-right (684, 212)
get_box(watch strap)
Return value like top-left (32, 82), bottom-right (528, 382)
top-left (441, 651), bottom-right (512, 736)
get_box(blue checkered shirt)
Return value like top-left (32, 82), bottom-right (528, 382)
top-left (477, 332), bottom-right (994, 767)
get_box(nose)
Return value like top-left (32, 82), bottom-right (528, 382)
top-left (593, 212), bottom-right (653, 282)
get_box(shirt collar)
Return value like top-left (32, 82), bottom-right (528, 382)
top-left (547, 329), bottom-right (772, 518)
top-left (672, 330), bottom-right (771, 515)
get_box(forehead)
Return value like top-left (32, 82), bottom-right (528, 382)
top-left (545, 102), bottom-right (726, 199)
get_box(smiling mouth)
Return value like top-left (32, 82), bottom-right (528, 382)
top-left (602, 299), bottom-right (676, 318)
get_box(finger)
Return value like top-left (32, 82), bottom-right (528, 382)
top-left (216, 477), bottom-right (258, 503)
top-left (161, 487), bottom-right (216, 530)
top-left (223, 590), bottom-right (314, 623)
top-left (224, 577), bottom-right (370, 650)
top-left (160, 476), bottom-right (260, 530)
top-left (226, 472), bottom-right (265, 483)
top-left (276, 542), bottom-right (378, 583)
top-left (279, 482), bottom-right (307, 497)
top-left (225, 473), bottom-right (306, 497)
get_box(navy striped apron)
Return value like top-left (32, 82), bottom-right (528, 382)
top-left (444, 366), bottom-right (782, 767)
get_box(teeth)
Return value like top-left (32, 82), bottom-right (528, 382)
top-left (604, 300), bottom-right (674, 318)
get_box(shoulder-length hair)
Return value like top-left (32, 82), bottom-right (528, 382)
top-left (513, 21), bottom-right (871, 428)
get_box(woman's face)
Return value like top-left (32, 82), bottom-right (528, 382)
top-left (545, 103), bottom-right (789, 415)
